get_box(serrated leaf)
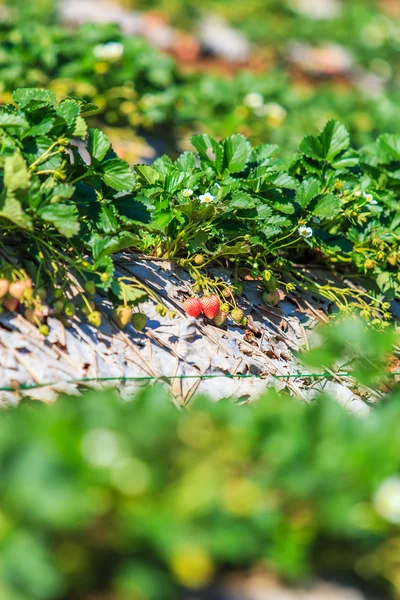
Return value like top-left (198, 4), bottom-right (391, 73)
top-left (378, 134), bottom-right (400, 160)
top-left (321, 121), bottom-right (350, 161)
top-left (4, 152), bottom-right (30, 192)
top-left (39, 204), bottom-right (79, 238)
top-left (223, 134), bottom-right (251, 173)
top-left (0, 194), bottom-right (31, 229)
top-left (175, 151), bottom-right (197, 171)
top-left (271, 172), bottom-right (296, 189)
top-left (135, 165), bottom-right (159, 185)
top-left (91, 232), bottom-right (141, 261)
top-left (191, 134), bottom-right (223, 173)
top-left (0, 110), bottom-right (29, 129)
top-left (100, 159), bottom-right (135, 191)
top-left (57, 99), bottom-right (81, 127)
top-left (313, 194), bottom-right (341, 219)
top-left (300, 121), bottom-right (350, 163)
top-left (295, 178), bottom-right (321, 209)
top-left (87, 128), bottom-right (111, 162)
top-left (228, 191), bottom-right (255, 209)
top-left (12, 88), bottom-right (56, 109)
top-left (110, 279), bottom-right (148, 304)
top-left (73, 116), bottom-right (88, 139)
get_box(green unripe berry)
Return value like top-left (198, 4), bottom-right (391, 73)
top-left (88, 311), bottom-right (102, 327)
top-left (132, 312), bottom-right (147, 331)
top-left (193, 254), bottom-right (205, 266)
top-left (84, 280), bottom-right (96, 295)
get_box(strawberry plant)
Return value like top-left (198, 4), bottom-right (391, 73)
top-left (0, 89), bottom-right (398, 328)
top-left (0, 88), bottom-right (150, 327)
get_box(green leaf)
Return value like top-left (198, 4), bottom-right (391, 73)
top-left (100, 159), bottom-right (136, 191)
top-left (223, 134), bottom-right (252, 173)
top-left (378, 134), bottom-right (400, 160)
top-left (320, 121), bottom-right (350, 161)
top-left (0, 195), bottom-right (31, 229)
top-left (91, 232), bottom-right (141, 261)
top-left (295, 179), bottom-right (321, 209)
top-left (73, 116), bottom-right (88, 139)
top-left (39, 204), bottom-right (79, 238)
top-left (228, 191), bottom-right (255, 209)
top-left (0, 110), bottom-right (29, 129)
top-left (313, 194), bottom-right (341, 219)
top-left (300, 121), bottom-right (349, 162)
top-left (135, 165), bottom-right (159, 185)
top-left (271, 172), bottom-right (296, 189)
top-left (110, 279), bottom-right (148, 304)
top-left (56, 99), bottom-right (81, 127)
top-left (4, 152), bottom-right (30, 192)
top-left (175, 151), bottom-right (197, 171)
top-left (12, 88), bottom-right (56, 109)
top-left (87, 128), bottom-right (111, 162)
top-left (191, 134), bottom-right (223, 173)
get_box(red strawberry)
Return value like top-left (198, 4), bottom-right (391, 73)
top-left (183, 297), bottom-right (203, 318)
top-left (201, 295), bottom-right (220, 319)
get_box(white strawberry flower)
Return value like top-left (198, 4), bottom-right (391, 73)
top-left (364, 192), bottom-right (377, 204)
top-left (199, 192), bottom-right (215, 203)
top-left (298, 225), bottom-right (313, 238)
top-left (374, 477), bottom-right (400, 524)
top-left (93, 42), bottom-right (124, 61)
top-left (244, 92), bottom-right (264, 109)
top-left (182, 188), bottom-right (194, 197)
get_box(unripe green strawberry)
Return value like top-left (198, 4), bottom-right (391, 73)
top-left (64, 302), bottom-right (75, 317)
top-left (223, 287), bottom-right (233, 298)
top-left (53, 300), bottom-right (64, 315)
top-left (37, 288), bottom-right (47, 301)
top-left (81, 300), bottom-right (96, 316)
top-left (3, 296), bottom-right (19, 312)
top-left (39, 324), bottom-right (49, 336)
top-left (132, 312), bottom-right (147, 331)
top-left (263, 275), bottom-right (277, 293)
top-left (0, 279), bottom-right (9, 299)
top-left (88, 311), bottom-right (102, 327)
top-left (387, 252), bottom-right (398, 267)
top-left (231, 308), bottom-right (244, 324)
top-left (241, 316), bottom-right (248, 327)
top-left (213, 310), bottom-right (229, 326)
top-left (220, 303), bottom-right (230, 313)
top-left (156, 303), bottom-right (167, 316)
top-left (53, 287), bottom-right (63, 300)
top-left (193, 254), bottom-right (205, 266)
top-left (167, 310), bottom-right (177, 319)
top-left (262, 289), bottom-right (285, 306)
top-left (84, 280), bottom-right (96, 295)
top-left (112, 306), bottom-right (132, 329)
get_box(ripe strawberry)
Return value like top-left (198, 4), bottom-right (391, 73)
top-left (213, 310), bottom-right (228, 326)
top-left (201, 295), bottom-right (220, 319)
top-left (231, 308), bottom-right (244, 324)
top-left (0, 279), bottom-right (9, 299)
top-left (132, 312), bottom-right (147, 331)
top-left (3, 296), bottom-right (20, 312)
top-left (183, 297), bottom-right (203, 318)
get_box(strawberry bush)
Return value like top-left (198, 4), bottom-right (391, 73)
top-left (0, 89), bottom-right (399, 328)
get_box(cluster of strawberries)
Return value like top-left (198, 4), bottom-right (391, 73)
top-left (183, 295), bottom-right (244, 326)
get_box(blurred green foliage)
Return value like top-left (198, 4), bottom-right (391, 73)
top-left (0, 321), bottom-right (400, 599)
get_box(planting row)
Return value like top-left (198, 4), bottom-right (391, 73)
top-left (0, 88), bottom-right (399, 332)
